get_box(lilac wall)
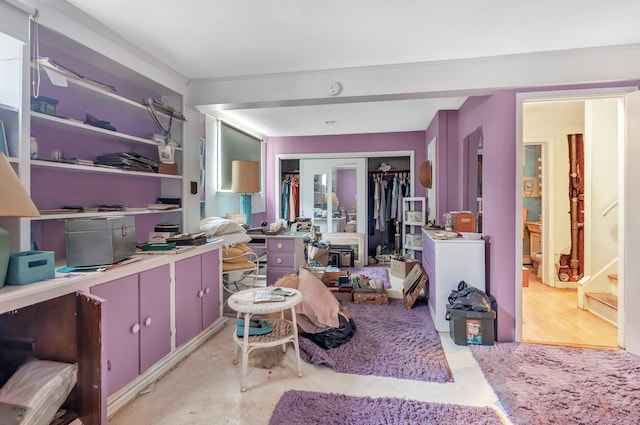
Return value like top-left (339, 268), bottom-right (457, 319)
top-left (447, 83), bottom-right (638, 341)
top-left (266, 131), bottom-right (426, 225)
top-left (454, 92), bottom-right (517, 341)
top-left (336, 169), bottom-right (357, 212)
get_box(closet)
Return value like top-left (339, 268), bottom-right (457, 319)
top-left (276, 154), bottom-right (412, 262)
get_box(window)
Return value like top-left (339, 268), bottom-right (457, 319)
top-left (218, 121), bottom-right (262, 191)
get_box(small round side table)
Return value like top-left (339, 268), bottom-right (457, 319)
top-left (227, 287), bottom-right (303, 392)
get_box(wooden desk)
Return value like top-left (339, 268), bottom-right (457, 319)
top-left (248, 231), bottom-right (309, 284)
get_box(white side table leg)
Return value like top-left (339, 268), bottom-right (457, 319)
top-left (240, 312), bottom-right (252, 392)
top-left (290, 306), bottom-right (303, 378)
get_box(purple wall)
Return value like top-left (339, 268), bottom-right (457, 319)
top-left (447, 83), bottom-right (639, 341)
top-left (266, 131), bottom-right (426, 225)
top-left (336, 169), bottom-right (357, 213)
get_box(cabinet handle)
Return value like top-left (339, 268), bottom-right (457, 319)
top-left (277, 242), bottom-right (283, 249)
top-left (121, 224), bottom-right (127, 237)
top-left (276, 258), bottom-right (283, 264)
top-left (204, 287), bottom-right (210, 294)
top-left (131, 323), bottom-right (141, 334)
top-left (198, 290), bottom-right (204, 298)
top-left (107, 360), bottom-right (111, 371)
top-left (144, 317), bottom-right (152, 327)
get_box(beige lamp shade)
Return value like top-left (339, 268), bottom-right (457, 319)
top-left (0, 154), bottom-right (39, 217)
top-left (231, 160), bottom-right (260, 193)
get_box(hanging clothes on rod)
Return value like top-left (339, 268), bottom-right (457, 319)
top-left (280, 173), bottom-right (300, 222)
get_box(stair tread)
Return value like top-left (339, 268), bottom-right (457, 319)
top-left (607, 273), bottom-right (618, 281)
top-left (585, 292), bottom-right (618, 310)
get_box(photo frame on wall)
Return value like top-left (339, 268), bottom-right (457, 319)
top-left (0, 120), bottom-right (7, 156)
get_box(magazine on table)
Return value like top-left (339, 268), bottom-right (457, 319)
top-left (253, 288), bottom-right (295, 303)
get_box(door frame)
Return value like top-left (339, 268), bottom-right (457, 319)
top-left (523, 138), bottom-right (555, 286)
top-left (276, 150), bottom-right (415, 261)
top-left (515, 86), bottom-right (636, 344)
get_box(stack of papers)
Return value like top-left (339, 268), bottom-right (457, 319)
top-left (253, 288), bottom-right (295, 303)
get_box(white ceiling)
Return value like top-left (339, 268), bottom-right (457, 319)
top-left (61, 0), bottom-right (640, 137)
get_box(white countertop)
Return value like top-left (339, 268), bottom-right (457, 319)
top-left (0, 239), bottom-right (223, 314)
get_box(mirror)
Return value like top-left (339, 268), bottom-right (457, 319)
top-left (313, 173), bottom-right (327, 218)
top-left (463, 127), bottom-right (483, 214)
top-left (427, 137), bottom-right (437, 223)
top-left (300, 158), bottom-right (366, 235)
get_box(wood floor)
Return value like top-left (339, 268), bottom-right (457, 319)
top-left (522, 267), bottom-right (618, 348)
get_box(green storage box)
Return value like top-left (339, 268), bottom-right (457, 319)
top-left (6, 251), bottom-right (55, 285)
top-left (447, 304), bottom-right (495, 346)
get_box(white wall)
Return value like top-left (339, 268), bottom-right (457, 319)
top-left (523, 101), bottom-right (584, 284)
top-left (586, 99), bottom-right (619, 275)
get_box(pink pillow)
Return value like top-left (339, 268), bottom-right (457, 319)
top-left (296, 268), bottom-right (340, 332)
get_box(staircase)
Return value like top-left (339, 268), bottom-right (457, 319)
top-left (584, 274), bottom-right (618, 325)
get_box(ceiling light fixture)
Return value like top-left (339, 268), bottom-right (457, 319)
top-left (325, 120), bottom-right (337, 125)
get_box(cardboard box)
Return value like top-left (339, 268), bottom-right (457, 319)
top-left (324, 271), bottom-right (345, 285)
top-left (390, 258), bottom-right (420, 278)
top-left (158, 163), bottom-right (178, 175)
top-left (451, 212), bottom-right (476, 233)
top-left (447, 304), bottom-right (495, 346)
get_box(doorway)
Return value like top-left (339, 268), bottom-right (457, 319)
top-left (519, 93), bottom-right (627, 348)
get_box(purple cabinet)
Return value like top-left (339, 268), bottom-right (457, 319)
top-left (91, 265), bottom-right (170, 396)
top-left (201, 249), bottom-right (221, 330)
top-left (139, 265), bottom-right (172, 373)
top-left (175, 250), bottom-right (221, 347)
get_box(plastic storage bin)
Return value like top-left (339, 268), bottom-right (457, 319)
top-left (446, 304), bottom-right (495, 346)
top-left (6, 251), bottom-right (55, 285)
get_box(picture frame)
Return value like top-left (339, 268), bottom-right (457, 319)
top-left (321, 232), bottom-right (365, 267)
top-left (0, 120), bottom-right (7, 156)
top-left (402, 263), bottom-right (428, 309)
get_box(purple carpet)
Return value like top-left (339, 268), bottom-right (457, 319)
top-left (471, 342), bottom-right (640, 425)
top-left (299, 298), bottom-right (453, 382)
top-left (268, 390), bottom-right (503, 425)
top-left (341, 266), bottom-right (391, 288)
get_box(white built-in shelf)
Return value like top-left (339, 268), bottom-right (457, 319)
top-left (38, 61), bottom-right (185, 122)
top-left (31, 208), bottom-right (183, 221)
top-left (403, 197), bottom-right (426, 257)
top-left (31, 112), bottom-right (183, 151)
top-left (31, 159), bottom-right (182, 179)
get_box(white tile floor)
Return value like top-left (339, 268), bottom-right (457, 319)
top-left (108, 284), bottom-right (513, 425)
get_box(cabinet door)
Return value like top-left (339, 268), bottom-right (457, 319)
top-left (139, 265), bottom-right (171, 373)
top-left (201, 249), bottom-right (220, 330)
top-left (91, 274), bottom-right (140, 397)
top-left (175, 255), bottom-right (203, 347)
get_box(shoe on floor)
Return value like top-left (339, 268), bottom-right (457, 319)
top-left (236, 318), bottom-right (274, 337)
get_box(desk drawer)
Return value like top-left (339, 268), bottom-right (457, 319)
top-left (266, 238), bottom-right (295, 253)
top-left (267, 251), bottom-right (295, 268)
top-left (267, 268), bottom-right (295, 285)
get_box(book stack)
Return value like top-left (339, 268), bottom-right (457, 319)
top-left (95, 152), bottom-right (158, 173)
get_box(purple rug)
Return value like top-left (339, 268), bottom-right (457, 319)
top-left (471, 343), bottom-right (640, 425)
top-left (341, 266), bottom-right (390, 288)
top-left (268, 390), bottom-right (503, 425)
top-left (299, 298), bottom-right (452, 382)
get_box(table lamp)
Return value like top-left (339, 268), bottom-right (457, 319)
top-left (231, 160), bottom-right (260, 228)
top-left (0, 153), bottom-right (40, 286)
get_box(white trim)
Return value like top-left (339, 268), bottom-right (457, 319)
top-left (515, 85), bottom-right (636, 344)
top-left (523, 138), bottom-right (554, 288)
